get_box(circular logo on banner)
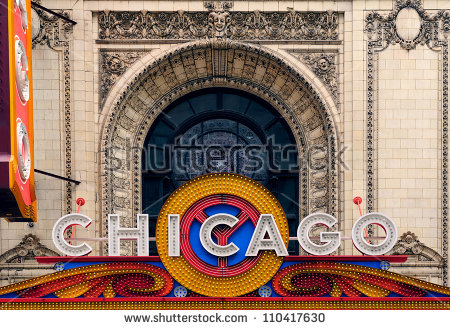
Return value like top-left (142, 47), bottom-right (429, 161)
top-left (16, 121), bottom-right (31, 182)
top-left (15, 0), bottom-right (29, 32)
top-left (156, 173), bottom-right (289, 297)
top-left (14, 37), bottom-right (30, 104)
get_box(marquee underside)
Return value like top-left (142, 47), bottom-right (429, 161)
top-left (1, 256), bottom-right (449, 310)
top-left (1, 297), bottom-right (450, 310)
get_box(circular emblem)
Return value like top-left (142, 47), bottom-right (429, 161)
top-left (15, 38), bottom-right (29, 104)
top-left (156, 173), bottom-right (289, 297)
top-left (173, 286), bottom-right (188, 298)
top-left (15, 0), bottom-right (28, 32)
top-left (16, 121), bottom-right (31, 182)
top-left (258, 285), bottom-right (272, 297)
top-left (54, 262), bottom-right (65, 272)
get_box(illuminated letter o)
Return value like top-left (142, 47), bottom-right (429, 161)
top-left (352, 212), bottom-right (398, 255)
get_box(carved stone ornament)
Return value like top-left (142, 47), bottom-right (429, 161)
top-left (97, 9), bottom-right (338, 41)
top-left (32, 1), bottom-right (74, 215)
top-left (365, 0), bottom-right (449, 284)
top-left (100, 50), bottom-right (149, 107)
top-left (207, 5), bottom-right (231, 38)
top-left (292, 52), bottom-right (339, 105)
top-left (391, 232), bottom-right (443, 264)
top-left (0, 235), bottom-right (59, 264)
top-left (365, 0), bottom-right (450, 50)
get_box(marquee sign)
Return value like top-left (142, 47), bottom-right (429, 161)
top-left (0, 0), bottom-right (36, 222)
top-left (1, 174), bottom-right (450, 309)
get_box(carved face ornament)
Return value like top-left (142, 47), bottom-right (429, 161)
top-left (209, 12), bottom-right (230, 34)
top-left (317, 58), bottom-right (330, 72)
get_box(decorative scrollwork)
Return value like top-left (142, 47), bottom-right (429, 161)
top-left (0, 263), bottom-right (174, 298)
top-left (99, 50), bottom-right (149, 107)
top-left (272, 262), bottom-right (450, 297)
top-left (293, 52), bottom-right (338, 105)
top-left (97, 10), bottom-right (339, 41)
top-left (391, 232), bottom-right (443, 264)
top-left (365, 0), bottom-right (450, 51)
top-left (0, 235), bottom-right (59, 264)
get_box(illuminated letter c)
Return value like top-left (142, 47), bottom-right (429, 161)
top-left (199, 213), bottom-right (240, 257)
top-left (52, 213), bottom-right (92, 256)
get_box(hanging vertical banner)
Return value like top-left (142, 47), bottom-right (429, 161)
top-left (0, 0), bottom-right (36, 222)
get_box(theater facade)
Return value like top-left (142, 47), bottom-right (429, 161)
top-left (1, 0), bottom-right (450, 309)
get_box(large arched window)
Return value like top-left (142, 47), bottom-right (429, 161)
top-left (142, 88), bottom-right (299, 254)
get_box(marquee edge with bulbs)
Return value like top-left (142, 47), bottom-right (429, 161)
top-left (1, 173), bottom-right (450, 310)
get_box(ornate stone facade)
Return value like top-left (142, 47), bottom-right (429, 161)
top-left (392, 232), bottom-right (443, 263)
top-left (32, 3), bottom-right (74, 215)
top-left (0, 235), bottom-right (59, 286)
top-left (289, 51), bottom-right (339, 105)
top-left (0, 234), bottom-right (59, 264)
top-left (390, 232), bottom-right (444, 285)
top-left (0, 0), bottom-right (448, 287)
top-left (99, 50), bottom-right (150, 107)
top-left (365, 0), bottom-right (450, 284)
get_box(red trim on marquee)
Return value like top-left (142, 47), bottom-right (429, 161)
top-left (284, 255), bottom-right (408, 262)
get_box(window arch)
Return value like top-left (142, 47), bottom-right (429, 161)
top-left (142, 88), bottom-right (300, 254)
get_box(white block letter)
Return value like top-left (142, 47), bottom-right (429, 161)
top-left (200, 213), bottom-right (239, 257)
top-left (52, 213), bottom-right (92, 256)
top-left (352, 212), bottom-right (398, 255)
top-left (245, 214), bottom-right (288, 256)
top-left (108, 214), bottom-right (149, 256)
top-left (297, 213), bottom-right (340, 255)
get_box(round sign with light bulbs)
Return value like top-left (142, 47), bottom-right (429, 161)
top-left (156, 173), bottom-right (290, 297)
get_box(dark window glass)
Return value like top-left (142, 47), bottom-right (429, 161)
top-left (246, 101), bottom-right (275, 128)
top-left (222, 92), bottom-right (251, 113)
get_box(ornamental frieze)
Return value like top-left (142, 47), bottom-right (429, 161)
top-left (97, 10), bottom-right (339, 41)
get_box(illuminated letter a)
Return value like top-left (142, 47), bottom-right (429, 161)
top-left (245, 214), bottom-right (288, 256)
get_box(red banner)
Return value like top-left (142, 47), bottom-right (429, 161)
top-left (0, 0), bottom-right (36, 222)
